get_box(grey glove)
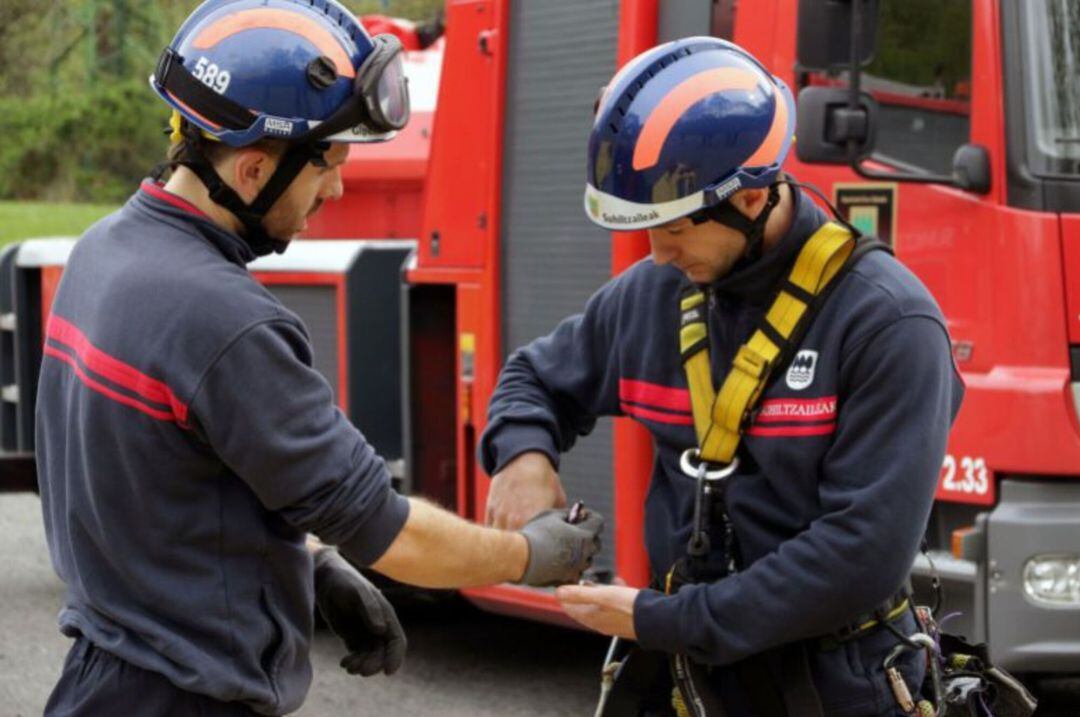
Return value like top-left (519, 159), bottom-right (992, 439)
top-left (313, 547), bottom-right (406, 676)
top-left (517, 508), bottom-right (604, 587)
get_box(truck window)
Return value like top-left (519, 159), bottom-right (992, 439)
top-left (1020, 0), bottom-right (1080, 177)
top-left (864, 0), bottom-right (973, 175)
top-left (801, 0), bottom-right (972, 176)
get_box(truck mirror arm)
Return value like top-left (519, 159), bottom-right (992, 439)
top-left (844, 144), bottom-right (991, 195)
top-left (838, 0), bottom-right (990, 195)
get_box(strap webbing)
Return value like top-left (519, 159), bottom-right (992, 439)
top-left (680, 222), bottom-right (869, 465)
top-left (155, 49), bottom-right (255, 131)
top-left (177, 141), bottom-right (325, 256)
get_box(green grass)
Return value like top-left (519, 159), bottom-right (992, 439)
top-left (0, 201), bottom-right (117, 246)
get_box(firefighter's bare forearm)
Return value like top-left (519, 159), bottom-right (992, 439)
top-left (371, 498), bottom-right (528, 588)
top-left (485, 451), bottom-right (567, 530)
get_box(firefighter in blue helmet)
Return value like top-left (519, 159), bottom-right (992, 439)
top-left (482, 37), bottom-right (964, 716)
top-left (37, 1), bottom-right (602, 714)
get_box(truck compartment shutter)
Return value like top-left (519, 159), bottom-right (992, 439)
top-left (251, 242), bottom-right (414, 482)
top-left (500, 0), bottom-right (619, 578)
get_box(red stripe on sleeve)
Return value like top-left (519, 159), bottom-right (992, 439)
top-left (44, 346), bottom-right (182, 424)
top-left (621, 402), bottom-right (694, 426)
top-left (46, 315), bottom-right (189, 424)
top-left (619, 379), bottom-right (691, 414)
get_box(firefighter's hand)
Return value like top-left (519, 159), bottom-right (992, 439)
top-left (314, 547), bottom-right (406, 676)
top-left (556, 584), bottom-right (639, 640)
top-left (487, 451), bottom-right (567, 530)
top-left (516, 508), bottom-right (604, 586)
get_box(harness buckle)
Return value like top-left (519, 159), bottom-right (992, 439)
top-left (731, 345), bottom-right (770, 380)
top-left (679, 449), bottom-right (738, 481)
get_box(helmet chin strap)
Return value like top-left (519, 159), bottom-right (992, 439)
top-left (696, 183), bottom-right (781, 264)
top-left (174, 141), bottom-right (326, 257)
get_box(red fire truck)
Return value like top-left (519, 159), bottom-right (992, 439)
top-left (2, 0), bottom-right (1077, 684)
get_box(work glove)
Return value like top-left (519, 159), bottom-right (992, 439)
top-left (313, 547), bottom-right (406, 676)
top-left (517, 507), bottom-right (604, 587)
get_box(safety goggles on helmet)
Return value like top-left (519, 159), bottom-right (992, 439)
top-left (307, 34), bottom-right (411, 142)
top-left (152, 33), bottom-right (410, 147)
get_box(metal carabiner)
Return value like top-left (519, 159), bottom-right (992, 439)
top-left (679, 448), bottom-right (739, 481)
top-left (682, 451), bottom-right (739, 560)
top-left (909, 633), bottom-right (944, 715)
top-left (884, 632), bottom-right (943, 717)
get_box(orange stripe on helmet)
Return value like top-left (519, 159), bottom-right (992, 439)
top-left (192, 8), bottom-right (356, 79)
top-left (167, 92), bottom-right (224, 131)
top-left (742, 82), bottom-right (790, 168)
top-left (632, 67), bottom-right (763, 172)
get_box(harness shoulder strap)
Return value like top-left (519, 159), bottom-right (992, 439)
top-left (680, 223), bottom-right (890, 465)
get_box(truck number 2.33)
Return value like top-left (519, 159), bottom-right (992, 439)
top-left (941, 454), bottom-right (990, 496)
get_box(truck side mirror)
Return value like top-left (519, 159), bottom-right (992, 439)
top-left (951, 144), bottom-right (992, 194)
top-left (795, 86), bottom-right (878, 164)
top-left (796, 0), bottom-right (879, 70)
top-left (795, 0), bottom-right (988, 195)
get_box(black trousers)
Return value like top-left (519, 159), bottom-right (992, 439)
top-left (45, 636), bottom-right (256, 717)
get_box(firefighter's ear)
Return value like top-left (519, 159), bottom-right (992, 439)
top-left (728, 187), bottom-right (769, 220)
top-left (228, 147), bottom-right (279, 203)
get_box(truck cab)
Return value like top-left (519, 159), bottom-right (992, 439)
top-left (787, 0), bottom-right (1080, 675)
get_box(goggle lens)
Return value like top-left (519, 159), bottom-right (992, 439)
top-left (372, 51), bottom-right (409, 130)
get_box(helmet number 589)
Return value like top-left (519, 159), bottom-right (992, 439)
top-left (193, 57), bottom-right (231, 95)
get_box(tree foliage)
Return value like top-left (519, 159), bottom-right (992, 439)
top-left (866, 0), bottom-right (971, 95)
top-left (0, 0), bottom-right (443, 203)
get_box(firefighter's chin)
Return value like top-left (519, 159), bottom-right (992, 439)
top-left (295, 202), bottom-right (321, 237)
top-left (285, 216), bottom-right (309, 239)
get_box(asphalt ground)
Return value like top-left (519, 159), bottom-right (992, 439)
top-left (0, 493), bottom-right (606, 717)
top-left (4, 493), bottom-right (1076, 716)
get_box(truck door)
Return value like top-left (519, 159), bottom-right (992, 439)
top-left (789, 0), bottom-right (1080, 676)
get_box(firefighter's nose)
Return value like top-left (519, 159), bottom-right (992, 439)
top-left (323, 167), bottom-right (345, 202)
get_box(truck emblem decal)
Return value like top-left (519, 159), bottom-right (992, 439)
top-left (786, 350), bottom-right (818, 390)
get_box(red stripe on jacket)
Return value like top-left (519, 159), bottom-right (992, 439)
top-left (141, 181), bottom-right (209, 219)
top-left (746, 423), bottom-right (836, 438)
top-left (620, 402), bottom-right (694, 426)
top-left (619, 379), bottom-right (691, 414)
top-left (46, 315), bottom-right (189, 425)
top-left (43, 346), bottom-right (183, 424)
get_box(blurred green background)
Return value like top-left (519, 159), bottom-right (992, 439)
top-left (0, 0), bottom-right (963, 245)
top-left (0, 0), bottom-right (442, 243)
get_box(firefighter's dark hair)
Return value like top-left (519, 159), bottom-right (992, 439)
top-left (162, 117), bottom-right (287, 177)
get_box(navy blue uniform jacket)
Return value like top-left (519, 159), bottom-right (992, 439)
top-left (36, 183), bottom-right (410, 715)
top-left (480, 190), bottom-right (964, 716)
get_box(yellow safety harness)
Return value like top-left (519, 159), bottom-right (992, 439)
top-left (678, 220), bottom-right (859, 466)
top-left (665, 222), bottom-right (900, 717)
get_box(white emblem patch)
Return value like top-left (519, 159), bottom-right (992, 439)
top-left (786, 350), bottom-right (818, 391)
